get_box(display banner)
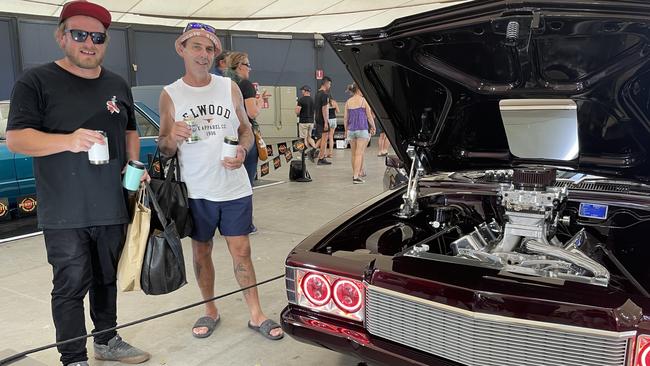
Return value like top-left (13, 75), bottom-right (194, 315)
top-left (260, 162), bottom-right (270, 177)
top-left (277, 142), bottom-right (288, 155)
top-left (273, 156), bottom-right (282, 170)
top-left (285, 150), bottom-right (293, 162)
top-left (292, 139), bottom-right (304, 152)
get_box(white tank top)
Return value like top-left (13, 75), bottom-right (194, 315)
top-left (164, 74), bottom-right (252, 202)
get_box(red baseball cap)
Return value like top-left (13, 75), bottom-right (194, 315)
top-left (59, 1), bottom-right (111, 29)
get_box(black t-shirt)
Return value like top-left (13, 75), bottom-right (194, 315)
top-left (297, 95), bottom-right (314, 123)
top-left (237, 79), bottom-right (258, 129)
top-left (314, 90), bottom-right (329, 124)
top-left (7, 62), bottom-right (136, 229)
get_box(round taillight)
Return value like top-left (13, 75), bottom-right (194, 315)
top-left (332, 279), bottom-right (363, 313)
top-left (640, 342), bottom-right (650, 366)
top-left (301, 273), bottom-right (331, 307)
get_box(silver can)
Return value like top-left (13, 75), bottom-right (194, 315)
top-left (88, 130), bottom-right (109, 165)
top-left (184, 116), bottom-right (200, 144)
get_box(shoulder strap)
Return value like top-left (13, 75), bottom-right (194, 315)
top-left (145, 183), bottom-right (167, 228)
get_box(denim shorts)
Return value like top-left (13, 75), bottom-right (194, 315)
top-left (328, 118), bottom-right (337, 130)
top-left (189, 195), bottom-right (253, 240)
top-left (348, 129), bottom-right (370, 140)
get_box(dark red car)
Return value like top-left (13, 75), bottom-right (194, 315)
top-left (281, 1), bottom-right (650, 365)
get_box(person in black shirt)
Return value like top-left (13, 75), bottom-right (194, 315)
top-left (326, 95), bottom-right (340, 158)
top-left (314, 76), bottom-right (332, 165)
top-left (5, 2), bottom-right (150, 365)
top-left (295, 85), bottom-right (318, 160)
top-left (224, 51), bottom-right (267, 185)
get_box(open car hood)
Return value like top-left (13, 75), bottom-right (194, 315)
top-left (326, 0), bottom-right (650, 182)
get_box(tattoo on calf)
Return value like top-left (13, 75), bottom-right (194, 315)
top-left (234, 262), bottom-right (252, 296)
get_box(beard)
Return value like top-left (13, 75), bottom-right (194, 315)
top-left (64, 46), bottom-right (105, 69)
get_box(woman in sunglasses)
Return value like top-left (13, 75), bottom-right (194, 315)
top-left (224, 52), bottom-right (269, 187)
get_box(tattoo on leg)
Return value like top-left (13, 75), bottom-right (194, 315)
top-left (234, 262), bottom-right (252, 296)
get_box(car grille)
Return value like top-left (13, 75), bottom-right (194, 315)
top-left (365, 285), bottom-right (634, 366)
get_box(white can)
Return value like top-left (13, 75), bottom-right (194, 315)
top-left (221, 136), bottom-right (238, 160)
top-left (88, 130), bottom-right (109, 165)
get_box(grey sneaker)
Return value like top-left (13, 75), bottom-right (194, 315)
top-left (94, 335), bottom-right (150, 364)
top-left (66, 362), bottom-right (89, 366)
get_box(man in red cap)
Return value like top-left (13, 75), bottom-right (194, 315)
top-left (6, 1), bottom-right (150, 365)
top-left (157, 24), bottom-right (284, 341)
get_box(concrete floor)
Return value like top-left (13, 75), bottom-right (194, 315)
top-left (0, 140), bottom-right (389, 366)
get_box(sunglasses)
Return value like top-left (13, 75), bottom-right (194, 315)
top-left (184, 22), bottom-right (217, 35)
top-left (241, 63), bottom-right (252, 70)
top-left (66, 29), bottom-right (107, 45)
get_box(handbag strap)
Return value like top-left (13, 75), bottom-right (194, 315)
top-left (148, 147), bottom-right (182, 182)
top-left (148, 147), bottom-right (163, 178)
top-left (165, 156), bottom-right (176, 184)
top-left (139, 184), bottom-right (150, 208)
top-left (145, 183), bottom-right (168, 228)
top-left (137, 185), bottom-right (145, 205)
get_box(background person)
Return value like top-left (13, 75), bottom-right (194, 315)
top-left (314, 76), bottom-right (332, 165)
top-left (326, 95), bottom-right (339, 158)
top-left (295, 85), bottom-right (317, 160)
top-left (5, 1), bottom-right (150, 365)
top-left (214, 50), bottom-right (230, 76)
top-left (344, 83), bottom-right (376, 184)
top-left (225, 51), bottom-right (266, 233)
top-left (157, 23), bottom-right (283, 341)
top-left (376, 120), bottom-right (389, 157)
top-left (224, 51), bottom-right (267, 186)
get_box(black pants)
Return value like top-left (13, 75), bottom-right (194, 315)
top-left (44, 225), bottom-right (125, 365)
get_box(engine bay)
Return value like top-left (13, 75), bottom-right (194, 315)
top-left (403, 168), bottom-right (610, 287)
top-left (323, 168), bottom-right (650, 296)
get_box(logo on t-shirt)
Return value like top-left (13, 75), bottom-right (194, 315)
top-left (106, 96), bottom-right (120, 114)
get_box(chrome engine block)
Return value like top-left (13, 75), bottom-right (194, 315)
top-left (451, 168), bottom-right (610, 286)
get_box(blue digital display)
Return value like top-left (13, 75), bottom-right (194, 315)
top-left (578, 203), bottom-right (608, 220)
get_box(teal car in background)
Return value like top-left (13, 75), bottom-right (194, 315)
top-left (0, 100), bottom-right (161, 220)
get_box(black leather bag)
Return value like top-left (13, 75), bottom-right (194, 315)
top-left (148, 151), bottom-right (193, 238)
top-left (140, 184), bottom-right (188, 295)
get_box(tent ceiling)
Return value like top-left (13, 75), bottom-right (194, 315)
top-left (4, 0), bottom-right (468, 33)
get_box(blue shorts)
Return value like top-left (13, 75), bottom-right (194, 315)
top-left (348, 130), bottom-right (370, 140)
top-left (189, 195), bottom-right (253, 241)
